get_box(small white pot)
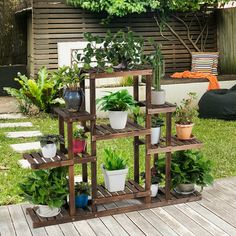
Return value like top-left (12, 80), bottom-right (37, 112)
top-left (108, 111), bottom-right (128, 129)
top-left (151, 127), bottom-right (161, 145)
top-left (151, 184), bottom-right (159, 197)
top-left (36, 205), bottom-right (60, 217)
top-left (41, 143), bottom-right (57, 158)
top-left (101, 165), bottom-right (128, 192)
top-left (151, 90), bottom-right (166, 105)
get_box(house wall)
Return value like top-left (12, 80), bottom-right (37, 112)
top-left (217, 8), bottom-right (236, 74)
top-left (32, 0), bottom-right (217, 75)
top-left (27, 14), bottom-right (34, 76)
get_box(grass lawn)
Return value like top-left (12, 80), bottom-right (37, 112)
top-left (0, 114), bottom-right (236, 205)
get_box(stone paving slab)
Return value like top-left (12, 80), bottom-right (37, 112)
top-left (0, 113), bottom-right (26, 119)
top-left (0, 122), bottom-right (33, 128)
top-left (5, 131), bottom-right (42, 138)
top-left (10, 142), bottom-right (40, 153)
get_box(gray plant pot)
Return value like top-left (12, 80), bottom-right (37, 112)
top-left (63, 88), bottom-right (84, 112)
top-left (151, 90), bottom-right (166, 105)
top-left (175, 183), bottom-right (195, 195)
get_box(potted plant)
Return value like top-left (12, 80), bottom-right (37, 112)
top-left (101, 148), bottom-right (128, 192)
top-left (96, 89), bottom-right (136, 129)
top-left (148, 41), bottom-right (166, 105)
top-left (73, 125), bottom-right (88, 154)
top-left (141, 162), bottom-right (163, 197)
top-left (78, 30), bottom-right (145, 72)
top-left (39, 134), bottom-right (64, 159)
top-left (151, 116), bottom-right (164, 145)
top-left (175, 92), bottom-right (198, 140)
top-left (75, 182), bottom-right (90, 208)
top-left (56, 64), bottom-right (87, 112)
top-left (171, 150), bottom-right (214, 194)
top-left (19, 167), bottom-right (68, 217)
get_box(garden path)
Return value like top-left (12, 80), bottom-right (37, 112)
top-left (1, 176), bottom-right (236, 236)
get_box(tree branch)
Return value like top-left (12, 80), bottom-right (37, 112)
top-left (154, 16), bottom-right (172, 41)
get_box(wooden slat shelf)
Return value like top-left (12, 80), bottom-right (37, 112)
top-left (54, 107), bottom-right (96, 122)
top-left (93, 180), bottom-right (150, 205)
top-left (23, 151), bottom-right (96, 170)
top-left (148, 136), bottom-right (203, 155)
top-left (26, 188), bottom-right (201, 228)
top-left (92, 120), bottom-right (151, 141)
top-left (138, 101), bottom-right (176, 114)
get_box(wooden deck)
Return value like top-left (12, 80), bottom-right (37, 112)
top-left (1, 177), bottom-right (236, 236)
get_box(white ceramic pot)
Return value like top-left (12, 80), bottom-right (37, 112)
top-left (151, 184), bottom-right (159, 197)
top-left (41, 143), bottom-right (57, 158)
top-left (151, 127), bottom-right (161, 145)
top-left (108, 111), bottom-right (128, 129)
top-left (101, 165), bottom-right (128, 192)
top-left (36, 205), bottom-right (60, 217)
top-left (151, 90), bottom-right (166, 105)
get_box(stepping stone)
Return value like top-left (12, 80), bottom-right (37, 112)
top-left (5, 131), bottom-right (42, 138)
top-left (0, 113), bottom-right (26, 119)
top-left (18, 160), bottom-right (31, 169)
top-left (0, 122), bottom-right (33, 128)
top-left (10, 142), bottom-right (41, 153)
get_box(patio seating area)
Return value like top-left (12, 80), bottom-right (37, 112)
top-left (1, 176), bottom-right (236, 236)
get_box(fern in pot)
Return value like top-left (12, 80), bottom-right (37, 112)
top-left (73, 125), bottom-right (88, 154)
top-left (151, 116), bottom-right (164, 145)
top-left (39, 134), bottom-right (64, 159)
top-left (19, 167), bottom-right (68, 217)
top-left (56, 64), bottom-right (87, 112)
top-left (96, 89), bottom-right (136, 129)
top-left (101, 148), bottom-right (128, 192)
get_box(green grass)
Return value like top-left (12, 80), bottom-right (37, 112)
top-left (0, 114), bottom-right (236, 205)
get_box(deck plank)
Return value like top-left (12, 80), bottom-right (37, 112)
top-left (0, 206), bottom-right (16, 236)
top-left (73, 220), bottom-right (96, 236)
top-left (87, 218), bottom-right (113, 236)
top-left (59, 222), bottom-right (80, 236)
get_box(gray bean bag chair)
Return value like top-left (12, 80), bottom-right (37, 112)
top-left (198, 85), bottom-right (236, 120)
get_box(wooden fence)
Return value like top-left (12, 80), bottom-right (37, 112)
top-left (217, 8), bottom-right (236, 74)
top-left (32, 0), bottom-right (217, 75)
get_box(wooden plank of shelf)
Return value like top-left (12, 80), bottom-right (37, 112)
top-left (138, 101), bottom-right (176, 114)
top-left (89, 69), bottom-right (152, 79)
top-left (148, 137), bottom-right (203, 155)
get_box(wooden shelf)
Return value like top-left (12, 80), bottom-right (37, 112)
top-left (92, 120), bottom-right (151, 141)
top-left (54, 107), bottom-right (96, 122)
top-left (148, 136), bottom-right (203, 155)
top-left (23, 151), bottom-right (96, 170)
top-left (93, 180), bottom-right (150, 205)
top-left (138, 101), bottom-right (176, 114)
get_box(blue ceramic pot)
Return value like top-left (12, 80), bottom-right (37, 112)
top-left (75, 194), bottom-right (88, 208)
top-left (63, 88), bottom-right (84, 112)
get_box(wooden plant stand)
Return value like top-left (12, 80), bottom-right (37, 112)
top-left (24, 69), bottom-right (203, 228)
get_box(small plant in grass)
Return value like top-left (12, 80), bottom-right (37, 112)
top-left (19, 168), bottom-right (68, 217)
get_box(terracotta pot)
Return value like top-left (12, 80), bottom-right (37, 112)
top-left (73, 139), bottom-right (86, 154)
top-left (176, 123), bottom-right (194, 140)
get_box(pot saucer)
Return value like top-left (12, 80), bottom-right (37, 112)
top-left (174, 188), bottom-right (195, 195)
top-left (175, 134), bottom-right (196, 141)
top-left (36, 208), bottom-right (61, 218)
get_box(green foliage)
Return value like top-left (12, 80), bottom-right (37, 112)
top-left (75, 182), bottom-right (90, 196)
top-left (151, 116), bottom-right (164, 128)
top-left (96, 89), bottom-right (136, 111)
top-left (175, 92), bottom-right (198, 124)
top-left (120, 76), bottom-right (134, 87)
top-left (78, 30), bottom-right (144, 71)
top-left (52, 64), bottom-right (87, 90)
top-left (4, 67), bottom-right (63, 113)
top-left (170, 150), bottom-right (214, 189)
top-left (73, 125), bottom-right (88, 140)
top-left (19, 168), bottom-right (69, 208)
top-left (39, 134), bottom-right (64, 147)
top-left (66, 0), bottom-right (229, 18)
top-left (132, 106), bottom-right (145, 124)
top-left (103, 148), bottom-right (127, 171)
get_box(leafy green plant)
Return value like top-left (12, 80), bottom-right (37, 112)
top-left (4, 67), bottom-right (63, 113)
top-left (103, 148), bottom-right (127, 171)
top-left (73, 125), bottom-right (88, 140)
top-left (175, 92), bottom-right (198, 124)
top-left (19, 168), bottom-right (69, 208)
top-left (39, 134), bottom-right (64, 147)
top-left (141, 162), bottom-right (164, 184)
top-left (151, 116), bottom-right (164, 128)
top-left (96, 89), bottom-right (136, 111)
top-left (120, 76), bottom-right (134, 87)
top-left (78, 30), bottom-right (144, 72)
top-left (53, 64), bottom-right (87, 90)
top-left (75, 182), bottom-right (90, 196)
top-left (132, 106), bottom-right (145, 125)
